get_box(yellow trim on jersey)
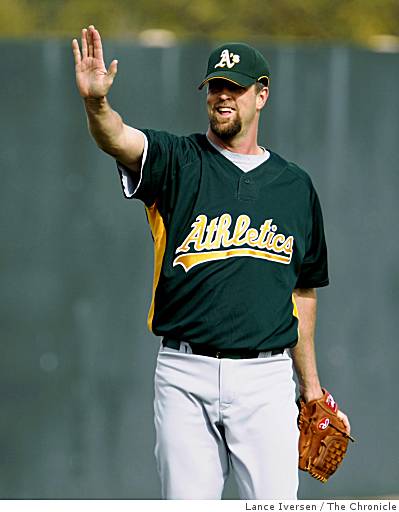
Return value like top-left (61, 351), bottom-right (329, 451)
top-left (292, 294), bottom-right (299, 344)
top-left (173, 248), bottom-right (291, 272)
top-left (145, 203), bottom-right (167, 333)
top-left (292, 294), bottom-right (299, 319)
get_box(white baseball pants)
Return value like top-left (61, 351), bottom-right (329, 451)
top-left (153, 342), bottom-right (299, 500)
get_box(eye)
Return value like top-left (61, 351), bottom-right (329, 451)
top-left (230, 84), bottom-right (246, 93)
top-left (208, 81), bottom-right (223, 94)
top-left (208, 80), bottom-right (245, 95)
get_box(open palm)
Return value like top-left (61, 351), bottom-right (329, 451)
top-left (72, 25), bottom-right (117, 99)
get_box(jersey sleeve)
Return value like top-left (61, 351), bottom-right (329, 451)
top-left (116, 129), bottom-right (188, 208)
top-left (295, 186), bottom-right (329, 289)
top-left (116, 131), bottom-right (148, 198)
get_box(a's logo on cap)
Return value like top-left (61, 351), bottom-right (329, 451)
top-left (214, 49), bottom-right (240, 69)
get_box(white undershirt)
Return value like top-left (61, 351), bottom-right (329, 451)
top-left (206, 136), bottom-right (270, 172)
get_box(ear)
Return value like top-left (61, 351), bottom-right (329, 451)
top-left (256, 87), bottom-right (269, 110)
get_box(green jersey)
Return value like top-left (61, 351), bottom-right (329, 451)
top-left (117, 129), bottom-right (329, 351)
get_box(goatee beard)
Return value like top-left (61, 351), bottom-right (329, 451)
top-left (209, 113), bottom-right (242, 141)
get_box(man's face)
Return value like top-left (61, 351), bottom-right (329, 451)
top-left (206, 79), bottom-right (260, 140)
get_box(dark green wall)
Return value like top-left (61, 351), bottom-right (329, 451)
top-left (1, 39), bottom-right (398, 499)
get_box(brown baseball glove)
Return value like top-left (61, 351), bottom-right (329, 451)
top-left (298, 388), bottom-right (354, 483)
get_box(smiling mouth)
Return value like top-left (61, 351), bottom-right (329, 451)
top-left (215, 106), bottom-right (235, 116)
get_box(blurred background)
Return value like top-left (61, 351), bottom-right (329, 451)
top-left (1, 0), bottom-right (398, 501)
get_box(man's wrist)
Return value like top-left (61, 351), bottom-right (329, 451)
top-left (300, 385), bottom-right (323, 403)
top-left (84, 96), bottom-right (108, 113)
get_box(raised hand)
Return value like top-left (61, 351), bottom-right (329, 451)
top-left (72, 25), bottom-right (118, 99)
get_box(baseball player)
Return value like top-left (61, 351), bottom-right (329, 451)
top-left (72, 26), bottom-right (351, 500)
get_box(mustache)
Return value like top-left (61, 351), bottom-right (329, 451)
top-left (214, 103), bottom-right (236, 110)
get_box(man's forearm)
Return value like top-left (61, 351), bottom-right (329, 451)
top-left (84, 97), bottom-right (125, 155)
top-left (83, 97), bottom-right (144, 171)
top-left (290, 288), bottom-right (323, 402)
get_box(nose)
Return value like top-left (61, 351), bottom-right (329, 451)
top-left (218, 90), bottom-right (232, 100)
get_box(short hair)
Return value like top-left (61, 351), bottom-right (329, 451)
top-left (255, 81), bottom-right (268, 93)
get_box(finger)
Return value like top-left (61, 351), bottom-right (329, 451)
top-left (81, 28), bottom-right (88, 59)
top-left (338, 411), bottom-right (351, 434)
top-left (72, 39), bottom-right (81, 66)
top-left (92, 27), bottom-right (104, 62)
top-left (108, 59), bottom-right (118, 79)
top-left (88, 24), bottom-right (95, 58)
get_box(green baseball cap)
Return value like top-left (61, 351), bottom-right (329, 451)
top-left (198, 42), bottom-right (271, 90)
